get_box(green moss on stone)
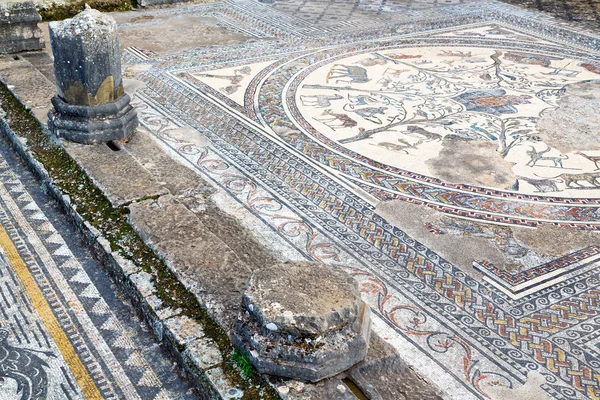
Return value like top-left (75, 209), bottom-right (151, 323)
top-left (0, 82), bottom-right (279, 400)
top-left (38, 0), bottom-right (134, 22)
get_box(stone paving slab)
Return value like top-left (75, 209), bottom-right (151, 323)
top-left (0, 53), bottom-right (54, 122)
top-left (66, 140), bottom-right (168, 207)
top-left (128, 194), bottom-right (250, 328)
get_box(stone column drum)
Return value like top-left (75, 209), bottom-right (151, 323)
top-left (232, 262), bottom-right (371, 382)
top-left (0, 0), bottom-right (44, 54)
top-left (47, 6), bottom-right (137, 144)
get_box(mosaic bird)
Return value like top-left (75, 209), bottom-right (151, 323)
top-left (0, 328), bottom-right (55, 400)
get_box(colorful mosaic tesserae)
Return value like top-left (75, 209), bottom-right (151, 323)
top-left (117, 0), bottom-right (600, 398)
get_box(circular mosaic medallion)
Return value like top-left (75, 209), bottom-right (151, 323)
top-left (290, 46), bottom-right (600, 198)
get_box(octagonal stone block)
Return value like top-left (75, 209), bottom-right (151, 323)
top-left (0, 0), bottom-right (44, 54)
top-left (47, 6), bottom-right (137, 143)
top-left (232, 262), bottom-right (371, 382)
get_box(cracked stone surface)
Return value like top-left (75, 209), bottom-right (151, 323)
top-left (242, 262), bottom-right (362, 338)
top-left (233, 263), bottom-right (371, 382)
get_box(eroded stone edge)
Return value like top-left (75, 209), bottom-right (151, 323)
top-left (0, 85), bottom-right (244, 400)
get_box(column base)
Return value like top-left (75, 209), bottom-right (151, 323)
top-left (0, 1), bottom-right (44, 54)
top-left (48, 94), bottom-right (138, 144)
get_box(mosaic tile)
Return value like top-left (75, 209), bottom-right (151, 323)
top-left (0, 142), bottom-right (194, 398)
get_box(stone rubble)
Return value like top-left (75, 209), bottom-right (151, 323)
top-left (232, 262), bottom-right (371, 382)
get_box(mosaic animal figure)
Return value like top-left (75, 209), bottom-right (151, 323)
top-left (543, 67), bottom-right (580, 77)
top-left (539, 172), bottom-right (600, 189)
top-left (374, 138), bottom-right (423, 154)
top-left (576, 152), bottom-right (600, 170)
top-left (405, 126), bottom-right (442, 142)
top-left (515, 176), bottom-right (560, 193)
top-left (343, 104), bottom-right (387, 124)
top-left (581, 63), bottom-right (600, 75)
top-left (377, 68), bottom-right (411, 88)
top-left (0, 329), bottom-right (55, 400)
top-left (197, 66), bottom-right (251, 85)
top-left (356, 57), bottom-right (387, 67)
top-left (526, 146), bottom-right (568, 168)
top-left (314, 109), bottom-right (357, 130)
top-left (503, 51), bottom-right (561, 67)
top-left (326, 65), bottom-right (370, 84)
top-left (299, 94), bottom-right (344, 108)
top-left (474, 94), bottom-right (532, 108)
top-left (438, 50), bottom-right (472, 57)
top-left (347, 94), bottom-right (379, 106)
top-left (383, 53), bottom-right (422, 61)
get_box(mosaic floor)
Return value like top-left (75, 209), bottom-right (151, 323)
top-left (0, 138), bottom-right (195, 398)
top-left (122, 0), bottom-right (600, 398)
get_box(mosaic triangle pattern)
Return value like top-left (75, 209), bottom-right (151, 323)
top-left (0, 156), bottom-right (193, 398)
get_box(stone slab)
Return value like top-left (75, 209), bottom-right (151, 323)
top-left (348, 333), bottom-right (444, 400)
top-left (115, 13), bottom-right (249, 55)
top-left (127, 194), bottom-right (252, 328)
top-left (126, 128), bottom-right (211, 197)
top-left (278, 379), bottom-right (359, 400)
top-left (0, 53), bottom-right (54, 122)
top-left (64, 138), bottom-right (168, 207)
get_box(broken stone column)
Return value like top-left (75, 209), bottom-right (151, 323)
top-left (0, 0), bottom-right (44, 54)
top-left (47, 6), bottom-right (137, 144)
top-left (232, 262), bottom-right (371, 382)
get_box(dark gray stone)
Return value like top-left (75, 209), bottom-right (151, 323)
top-left (48, 93), bottom-right (138, 144)
top-left (49, 6), bottom-right (123, 106)
top-left (232, 262), bottom-right (371, 382)
top-left (0, 1), bottom-right (44, 54)
top-left (47, 6), bottom-right (137, 143)
top-left (348, 334), bottom-right (444, 400)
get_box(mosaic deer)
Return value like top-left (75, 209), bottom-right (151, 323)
top-left (314, 109), bottom-right (358, 130)
top-left (374, 138), bottom-right (423, 154)
top-left (525, 146), bottom-right (568, 168)
top-left (343, 104), bottom-right (388, 124)
top-left (326, 65), bottom-right (370, 84)
top-left (299, 94), bottom-right (344, 108)
top-left (577, 152), bottom-right (600, 170)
